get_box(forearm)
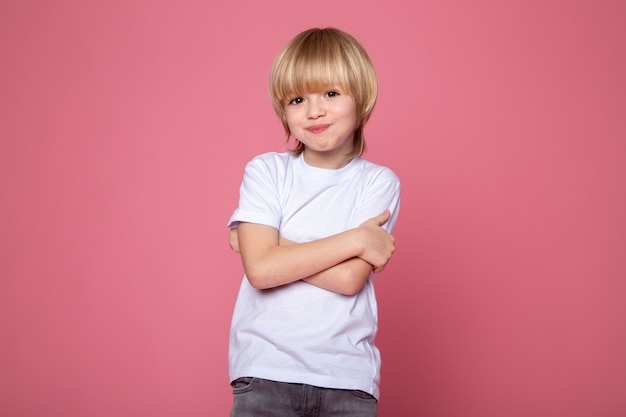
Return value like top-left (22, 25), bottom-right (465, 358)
top-left (235, 210), bottom-right (394, 291)
top-left (232, 229), bottom-right (373, 294)
top-left (238, 223), bottom-right (367, 290)
top-left (302, 258), bottom-right (373, 295)
top-left (278, 236), bottom-right (373, 295)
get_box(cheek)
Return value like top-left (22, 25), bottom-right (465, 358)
top-left (337, 101), bottom-right (358, 123)
top-left (284, 114), bottom-right (296, 129)
top-left (284, 108), bottom-right (299, 123)
top-left (284, 116), bottom-right (300, 137)
top-left (340, 108), bottom-right (358, 126)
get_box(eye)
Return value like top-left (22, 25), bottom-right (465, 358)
top-left (288, 97), bottom-right (304, 105)
top-left (325, 90), bottom-right (340, 98)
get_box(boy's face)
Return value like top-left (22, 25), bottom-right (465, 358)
top-left (284, 86), bottom-right (357, 169)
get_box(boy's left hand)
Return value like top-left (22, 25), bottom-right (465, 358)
top-left (229, 228), bottom-right (240, 253)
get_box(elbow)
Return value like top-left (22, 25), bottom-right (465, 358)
top-left (341, 285), bottom-right (361, 297)
top-left (244, 264), bottom-right (274, 290)
top-left (247, 278), bottom-right (271, 290)
top-left (338, 269), bottom-right (368, 296)
top-left (245, 271), bottom-right (267, 290)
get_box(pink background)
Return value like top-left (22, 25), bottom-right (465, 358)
top-left (1, 1), bottom-right (625, 416)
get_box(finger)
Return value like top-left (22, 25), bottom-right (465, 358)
top-left (376, 209), bottom-right (390, 226)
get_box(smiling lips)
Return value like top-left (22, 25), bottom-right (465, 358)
top-left (306, 124), bottom-right (330, 134)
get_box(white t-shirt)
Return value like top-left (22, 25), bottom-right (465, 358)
top-left (228, 152), bottom-right (400, 399)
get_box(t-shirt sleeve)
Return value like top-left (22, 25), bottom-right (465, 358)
top-left (348, 169), bottom-right (401, 233)
top-left (227, 157), bottom-right (282, 230)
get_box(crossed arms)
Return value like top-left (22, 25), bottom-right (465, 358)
top-left (229, 210), bottom-right (395, 296)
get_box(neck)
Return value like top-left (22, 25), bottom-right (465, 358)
top-left (302, 150), bottom-right (354, 169)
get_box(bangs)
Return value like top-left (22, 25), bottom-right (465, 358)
top-left (270, 32), bottom-right (354, 104)
top-left (278, 60), bottom-right (352, 102)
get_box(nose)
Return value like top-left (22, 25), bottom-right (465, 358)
top-left (306, 97), bottom-right (325, 119)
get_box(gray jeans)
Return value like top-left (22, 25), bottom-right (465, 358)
top-left (230, 377), bottom-right (378, 417)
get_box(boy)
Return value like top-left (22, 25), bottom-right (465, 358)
top-left (227, 27), bottom-right (400, 417)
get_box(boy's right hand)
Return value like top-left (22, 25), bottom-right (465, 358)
top-left (357, 210), bottom-right (395, 273)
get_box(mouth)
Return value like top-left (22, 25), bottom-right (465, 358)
top-left (306, 124), bottom-right (330, 134)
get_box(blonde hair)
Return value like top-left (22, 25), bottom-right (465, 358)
top-left (269, 28), bottom-right (378, 158)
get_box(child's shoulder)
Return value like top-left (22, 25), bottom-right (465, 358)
top-left (249, 151), bottom-right (292, 165)
top-left (244, 152), bottom-right (295, 176)
top-left (358, 158), bottom-right (400, 184)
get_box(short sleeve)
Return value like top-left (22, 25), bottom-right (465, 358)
top-left (227, 157), bottom-right (283, 229)
top-left (348, 169), bottom-right (401, 233)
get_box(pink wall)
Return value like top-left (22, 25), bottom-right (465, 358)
top-left (1, 1), bottom-right (624, 416)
